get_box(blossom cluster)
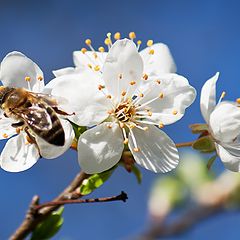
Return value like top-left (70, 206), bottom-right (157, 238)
top-left (0, 32), bottom-right (239, 173)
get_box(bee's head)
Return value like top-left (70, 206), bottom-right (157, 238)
top-left (0, 86), bottom-right (12, 107)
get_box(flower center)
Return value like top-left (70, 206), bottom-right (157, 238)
top-left (114, 99), bottom-right (136, 123)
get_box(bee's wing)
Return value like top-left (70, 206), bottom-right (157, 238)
top-left (16, 104), bottom-right (53, 131)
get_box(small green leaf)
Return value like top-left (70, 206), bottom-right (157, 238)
top-left (192, 136), bottom-right (216, 153)
top-left (67, 119), bottom-right (87, 140)
top-left (189, 123), bottom-right (209, 134)
top-left (31, 207), bottom-right (64, 240)
top-left (131, 165), bottom-right (142, 184)
top-left (207, 155), bottom-right (217, 170)
top-left (79, 167), bottom-right (116, 195)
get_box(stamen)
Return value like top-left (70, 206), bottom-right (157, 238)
top-left (133, 148), bottom-right (140, 152)
top-left (94, 65), bottom-right (100, 71)
top-left (172, 110), bottom-right (178, 115)
top-left (158, 122), bottom-right (164, 128)
top-left (114, 32), bottom-right (121, 40)
top-left (118, 73), bottom-right (123, 79)
top-left (128, 127), bottom-right (139, 152)
top-left (81, 48), bottom-right (87, 54)
top-left (149, 49), bottom-right (154, 55)
top-left (136, 125), bottom-right (149, 131)
top-left (98, 46), bottom-right (105, 52)
top-left (156, 79), bottom-right (161, 84)
top-left (137, 40), bottom-right (142, 51)
top-left (38, 76), bottom-right (43, 81)
top-left (147, 111), bottom-right (152, 117)
top-left (98, 84), bottom-right (105, 90)
top-left (121, 127), bottom-right (129, 144)
top-left (159, 92), bottom-right (164, 98)
top-left (143, 73), bottom-right (148, 80)
top-left (218, 91), bottom-right (226, 104)
top-left (16, 128), bottom-right (21, 134)
top-left (130, 81), bottom-right (136, 85)
top-left (147, 40), bottom-right (154, 47)
top-left (106, 124), bottom-right (112, 129)
top-left (139, 93), bottom-right (144, 97)
top-left (136, 95), bottom-right (163, 110)
top-left (2, 133), bottom-right (8, 138)
top-left (25, 76), bottom-right (31, 81)
top-left (87, 64), bottom-right (92, 69)
top-left (85, 39), bottom-right (92, 46)
top-left (129, 32), bottom-right (136, 40)
top-left (236, 98), bottom-right (240, 104)
top-left (121, 91), bottom-right (127, 97)
top-left (106, 94), bottom-right (112, 99)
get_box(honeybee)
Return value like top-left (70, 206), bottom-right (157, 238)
top-left (0, 86), bottom-right (68, 146)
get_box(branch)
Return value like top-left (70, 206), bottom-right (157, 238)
top-left (10, 171), bottom-right (89, 240)
top-left (34, 191), bottom-right (128, 210)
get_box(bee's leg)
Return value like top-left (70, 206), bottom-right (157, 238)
top-left (52, 107), bottom-right (75, 116)
top-left (11, 121), bottom-right (25, 128)
top-left (25, 127), bottom-right (42, 158)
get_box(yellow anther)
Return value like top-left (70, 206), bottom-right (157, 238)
top-left (26, 135), bottom-right (32, 144)
top-left (38, 76), bottom-right (43, 81)
top-left (85, 39), bottom-right (92, 45)
top-left (130, 81), bottom-right (136, 85)
top-left (118, 73), bottom-right (123, 79)
top-left (147, 40), bottom-right (154, 47)
top-left (93, 53), bottom-right (98, 59)
top-left (104, 38), bottom-right (111, 45)
top-left (114, 32), bottom-right (121, 40)
top-left (159, 92), bottom-right (164, 98)
top-left (156, 79), bottom-right (161, 84)
top-left (172, 110), bottom-right (178, 115)
top-left (149, 49), bottom-right (155, 55)
top-left (123, 138), bottom-right (129, 144)
top-left (129, 123), bottom-right (136, 129)
top-left (129, 32), bottom-right (136, 39)
top-left (121, 91), bottom-right (127, 96)
top-left (143, 73), bottom-right (148, 80)
top-left (2, 133), bottom-right (8, 138)
top-left (107, 124), bottom-right (112, 129)
top-left (220, 91), bottom-right (226, 99)
top-left (98, 46), bottom-right (105, 52)
top-left (236, 98), bottom-right (240, 104)
top-left (143, 126), bottom-right (149, 131)
top-left (158, 122), bottom-right (164, 128)
top-left (16, 128), bottom-right (21, 134)
top-left (94, 65), bottom-right (100, 71)
top-left (106, 94), bottom-right (112, 99)
top-left (25, 76), bottom-right (31, 82)
top-left (147, 111), bottom-right (152, 117)
top-left (81, 48), bottom-right (87, 54)
top-left (139, 93), bottom-right (144, 97)
top-left (87, 64), bottom-right (92, 69)
top-left (98, 84), bottom-right (104, 90)
top-left (137, 40), bottom-right (142, 45)
top-left (119, 122), bottom-right (125, 128)
top-left (133, 147), bottom-right (140, 152)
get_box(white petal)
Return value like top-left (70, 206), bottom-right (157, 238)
top-left (73, 51), bottom-right (107, 70)
top-left (216, 143), bottom-right (240, 172)
top-left (35, 119), bottom-right (74, 159)
top-left (77, 122), bottom-right (124, 174)
top-left (128, 125), bottom-right (179, 173)
top-left (137, 73), bottom-right (196, 125)
top-left (0, 133), bottom-right (40, 172)
top-left (200, 72), bottom-right (219, 123)
top-left (45, 70), bottom-right (110, 126)
top-left (140, 43), bottom-right (176, 76)
top-left (103, 39), bottom-right (143, 100)
top-left (209, 101), bottom-right (240, 143)
top-left (53, 67), bottom-right (77, 77)
top-left (0, 51), bottom-right (44, 92)
top-left (0, 116), bottom-right (16, 140)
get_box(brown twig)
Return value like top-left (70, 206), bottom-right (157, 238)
top-left (34, 191), bottom-right (128, 210)
top-left (10, 171), bottom-right (89, 240)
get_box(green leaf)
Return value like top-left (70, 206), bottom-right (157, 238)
top-left (131, 165), bottom-right (142, 184)
top-left (31, 207), bottom-right (64, 240)
top-left (192, 136), bottom-right (216, 153)
top-left (207, 155), bottom-right (217, 170)
top-left (67, 119), bottom-right (87, 140)
top-left (189, 123), bottom-right (209, 134)
top-left (79, 167), bottom-right (116, 195)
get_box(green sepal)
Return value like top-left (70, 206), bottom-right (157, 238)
top-left (67, 119), bottom-right (87, 140)
top-left (192, 136), bottom-right (216, 153)
top-left (79, 166), bottom-right (116, 195)
top-left (189, 123), bottom-right (209, 134)
top-left (31, 207), bottom-right (64, 240)
top-left (131, 165), bottom-right (142, 184)
top-left (207, 155), bottom-right (217, 170)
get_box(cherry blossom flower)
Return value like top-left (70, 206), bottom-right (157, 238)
top-left (0, 52), bottom-right (74, 172)
top-left (200, 72), bottom-right (240, 171)
top-left (49, 34), bottom-right (196, 174)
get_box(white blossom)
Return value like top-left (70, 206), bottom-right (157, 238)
top-left (49, 35), bottom-right (196, 174)
top-left (0, 52), bottom-right (74, 172)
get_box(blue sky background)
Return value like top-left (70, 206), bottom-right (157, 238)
top-left (0, 0), bottom-right (240, 239)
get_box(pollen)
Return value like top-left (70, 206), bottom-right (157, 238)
top-left (137, 40), bottom-right (142, 45)
top-left (149, 49), bottom-right (155, 55)
top-left (129, 32), bottom-right (136, 39)
top-left (94, 65), bottom-right (100, 71)
top-left (130, 81), bottom-right (136, 85)
top-left (156, 79), bottom-right (161, 84)
top-left (98, 84), bottom-right (105, 90)
top-left (143, 73), bottom-right (148, 80)
top-left (147, 40), bottom-right (154, 47)
top-left (139, 93), bottom-right (144, 97)
top-left (123, 138), bottom-right (129, 144)
top-left (121, 91), bottom-right (127, 96)
top-left (81, 48), bottom-right (87, 54)
top-left (172, 110), bottom-right (178, 115)
top-left (87, 64), bottom-right (92, 69)
top-left (98, 46), bottom-right (105, 52)
top-left (25, 76), bottom-right (31, 82)
top-left (2, 133), bottom-right (8, 138)
top-left (236, 98), bottom-right (240, 104)
top-left (106, 94), bottom-right (112, 99)
top-left (85, 39), bottom-right (92, 45)
top-left (114, 32), bottom-right (121, 40)
top-left (104, 38), bottom-right (111, 45)
top-left (158, 122), bottom-right (164, 128)
top-left (159, 92), bottom-right (164, 98)
top-left (38, 76), bottom-right (43, 81)
top-left (133, 147), bottom-right (140, 152)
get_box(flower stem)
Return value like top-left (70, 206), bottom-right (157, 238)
top-left (176, 141), bottom-right (194, 148)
